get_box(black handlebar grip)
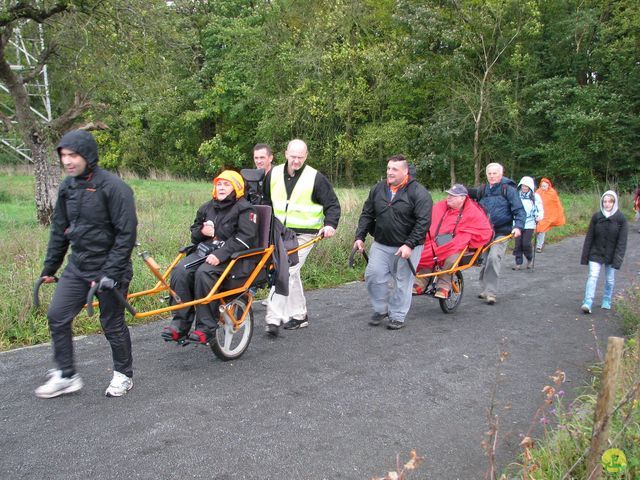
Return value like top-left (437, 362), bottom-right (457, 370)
top-left (33, 276), bottom-right (57, 309)
top-left (116, 291), bottom-right (138, 317)
top-left (406, 258), bottom-right (417, 276)
top-left (32, 277), bottom-right (45, 308)
top-left (348, 248), bottom-right (369, 268)
top-left (86, 283), bottom-right (137, 317)
top-left (86, 283), bottom-right (100, 316)
top-left (348, 248), bottom-right (357, 268)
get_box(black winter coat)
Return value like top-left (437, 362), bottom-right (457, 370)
top-left (580, 210), bottom-right (627, 269)
top-left (190, 195), bottom-right (259, 276)
top-left (355, 178), bottom-right (432, 249)
top-left (42, 131), bottom-right (137, 282)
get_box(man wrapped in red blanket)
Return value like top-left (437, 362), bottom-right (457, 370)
top-left (415, 184), bottom-right (493, 298)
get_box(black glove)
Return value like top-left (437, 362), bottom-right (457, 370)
top-left (97, 276), bottom-right (116, 292)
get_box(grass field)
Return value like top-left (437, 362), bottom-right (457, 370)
top-left (0, 171), bottom-right (627, 350)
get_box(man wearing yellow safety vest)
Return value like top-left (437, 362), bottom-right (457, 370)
top-left (262, 139), bottom-right (341, 336)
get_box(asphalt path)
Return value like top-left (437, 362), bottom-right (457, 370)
top-left (1, 234), bottom-right (637, 480)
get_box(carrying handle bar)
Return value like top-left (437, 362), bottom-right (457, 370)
top-left (348, 247), bottom-right (369, 268)
top-left (32, 276), bottom-right (57, 308)
top-left (86, 283), bottom-right (137, 317)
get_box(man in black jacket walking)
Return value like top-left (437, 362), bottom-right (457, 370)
top-left (35, 130), bottom-right (138, 399)
top-left (353, 155), bottom-right (432, 329)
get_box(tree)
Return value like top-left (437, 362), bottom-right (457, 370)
top-left (0, 1), bottom-right (100, 225)
top-left (516, 0), bottom-right (640, 188)
top-left (397, 0), bottom-right (540, 184)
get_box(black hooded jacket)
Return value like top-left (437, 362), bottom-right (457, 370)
top-left (41, 130), bottom-right (138, 281)
top-left (580, 209), bottom-right (627, 270)
top-left (189, 193), bottom-right (259, 268)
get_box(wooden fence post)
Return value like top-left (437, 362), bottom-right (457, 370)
top-left (585, 336), bottom-right (625, 479)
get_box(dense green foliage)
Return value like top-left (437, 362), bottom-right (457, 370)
top-left (3, 0), bottom-right (640, 189)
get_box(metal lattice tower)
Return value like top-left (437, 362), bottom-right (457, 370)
top-left (0, 22), bottom-right (52, 162)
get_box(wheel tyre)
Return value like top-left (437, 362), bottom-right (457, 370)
top-left (439, 271), bottom-right (464, 314)
top-left (210, 295), bottom-right (254, 361)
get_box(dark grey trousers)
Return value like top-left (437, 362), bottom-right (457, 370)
top-left (169, 253), bottom-right (225, 333)
top-left (47, 262), bottom-right (133, 378)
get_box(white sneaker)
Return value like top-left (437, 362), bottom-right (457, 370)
top-left (35, 369), bottom-right (83, 399)
top-left (104, 371), bottom-right (133, 397)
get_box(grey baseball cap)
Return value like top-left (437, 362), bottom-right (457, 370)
top-left (445, 184), bottom-right (468, 196)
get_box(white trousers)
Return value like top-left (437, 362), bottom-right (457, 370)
top-left (265, 233), bottom-right (316, 326)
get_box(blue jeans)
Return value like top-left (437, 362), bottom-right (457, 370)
top-left (583, 261), bottom-right (615, 308)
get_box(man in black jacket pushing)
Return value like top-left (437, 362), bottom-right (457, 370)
top-left (36, 130), bottom-right (138, 399)
top-left (353, 155), bottom-right (431, 329)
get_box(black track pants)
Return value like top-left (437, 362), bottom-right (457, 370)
top-left (47, 262), bottom-right (133, 378)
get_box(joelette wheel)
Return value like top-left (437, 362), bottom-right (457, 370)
top-left (210, 295), bottom-right (254, 360)
top-left (439, 271), bottom-right (464, 314)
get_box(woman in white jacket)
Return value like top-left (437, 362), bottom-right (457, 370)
top-left (512, 176), bottom-right (544, 270)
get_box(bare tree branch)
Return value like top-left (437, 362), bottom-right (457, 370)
top-left (0, 1), bottom-right (74, 27)
top-left (49, 92), bottom-right (94, 133)
top-left (76, 120), bottom-right (109, 131)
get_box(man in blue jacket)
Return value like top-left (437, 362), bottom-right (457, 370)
top-left (472, 162), bottom-right (525, 305)
top-left (36, 130), bottom-right (138, 399)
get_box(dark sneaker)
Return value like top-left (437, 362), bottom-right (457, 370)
top-left (188, 329), bottom-right (213, 345)
top-left (265, 324), bottom-right (279, 337)
top-left (283, 315), bottom-right (309, 330)
top-left (386, 319), bottom-right (405, 330)
top-left (161, 325), bottom-right (187, 342)
top-left (369, 312), bottom-right (387, 326)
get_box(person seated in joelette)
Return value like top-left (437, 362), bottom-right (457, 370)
top-left (415, 184), bottom-right (493, 298)
top-left (161, 170), bottom-right (259, 345)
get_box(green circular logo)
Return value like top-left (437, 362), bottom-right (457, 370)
top-left (601, 448), bottom-right (627, 473)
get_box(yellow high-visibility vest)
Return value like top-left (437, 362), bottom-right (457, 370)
top-left (270, 164), bottom-right (324, 230)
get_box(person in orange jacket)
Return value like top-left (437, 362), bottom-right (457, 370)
top-left (535, 177), bottom-right (566, 252)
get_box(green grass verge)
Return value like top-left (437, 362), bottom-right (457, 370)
top-left (503, 339), bottom-right (639, 478)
